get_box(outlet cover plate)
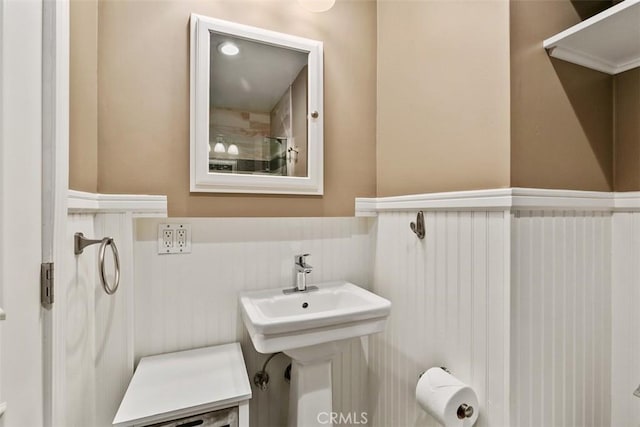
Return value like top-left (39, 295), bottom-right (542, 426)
top-left (158, 224), bottom-right (192, 254)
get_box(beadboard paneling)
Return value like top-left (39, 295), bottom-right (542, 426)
top-left (369, 210), bottom-right (510, 427)
top-left (133, 217), bottom-right (374, 427)
top-left (63, 212), bottom-right (137, 427)
top-left (94, 213), bottom-right (136, 427)
top-left (611, 212), bottom-right (640, 426)
top-left (65, 213), bottom-right (97, 427)
top-left (511, 211), bottom-right (611, 427)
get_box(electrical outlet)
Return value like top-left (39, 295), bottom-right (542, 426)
top-left (176, 228), bottom-right (187, 248)
top-left (162, 229), bottom-right (173, 249)
top-left (158, 224), bottom-right (191, 254)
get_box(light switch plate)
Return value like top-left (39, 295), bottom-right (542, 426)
top-left (158, 224), bottom-right (192, 254)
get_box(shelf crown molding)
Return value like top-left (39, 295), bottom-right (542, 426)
top-left (543, 0), bottom-right (640, 75)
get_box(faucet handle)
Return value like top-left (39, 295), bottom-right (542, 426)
top-left (295, 253), bottom-right (311, 266)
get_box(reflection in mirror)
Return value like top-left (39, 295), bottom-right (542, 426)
top-left (209, 33), bottom-right (309, 177)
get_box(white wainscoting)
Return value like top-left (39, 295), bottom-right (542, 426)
top-left (611, 212), bottom-right (640, 426)
top-left (133, 217), bottom-right (374, 427)
top-left (94, 213), bottom-right (137, 427)
top-left (58, 188), bottom-right (640, 427)
top-left (368, 204), bottom-right (616, 427)
top-left (64, 213), bottom-right (97, 426)
top-left (369, 210), bottom-right (511, 427)
top-left (60, 192), bottom-right (166, 427)
top-left (62, 212), bottom-right (141, 427)
top-left (511, 211), bottom-right (612, 427)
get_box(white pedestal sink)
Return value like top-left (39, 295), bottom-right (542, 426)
top-left (239, 281), bottom-right (391, 427)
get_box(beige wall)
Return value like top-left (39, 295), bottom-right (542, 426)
top-left (510, 0), bottom-right (614, 191)
top-left (69, 0), bottom-right (98, 192)
top-left (615, 69), bottom-right (640, 191)
top-left (375, 0), bottom-right (619, 196)
top-left (71, 0), bottom-right (640, 214)
top-left (95, 0), bottom-right (376, 217)
top-left (376, 0), bottom-right (511, 197)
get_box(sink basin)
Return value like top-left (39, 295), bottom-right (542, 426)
top-left (239, 280), bottom-right (390, 427)
top-left (239, 281), bottom-right (391, 354)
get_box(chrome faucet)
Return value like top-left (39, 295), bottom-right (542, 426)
top-left (283, 254), bottom-right (318, 294)
top-left (295, 253), bottom-right (313, 291)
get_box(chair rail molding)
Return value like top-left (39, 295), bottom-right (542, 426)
top-left (68, 190), bottom-right (168, 217)
top-left (355, 188), bottom-right (640, 215)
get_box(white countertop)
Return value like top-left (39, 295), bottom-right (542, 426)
top-left (113, 343), bottom-right (252, 426)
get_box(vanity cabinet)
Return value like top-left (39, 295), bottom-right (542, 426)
top-left (113, 343), bottom-right (251, 427)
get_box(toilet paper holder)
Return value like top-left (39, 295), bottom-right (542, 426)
top-left (418, 367), bottom-right (475, 420)
top-left (457, 403), bottom-right (474, 420)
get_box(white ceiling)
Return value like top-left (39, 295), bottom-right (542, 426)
top-left (209, 32), bottom-right (308, 112)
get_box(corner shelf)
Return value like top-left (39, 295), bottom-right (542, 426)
top-left (543, 0), bottom-right (640, 75)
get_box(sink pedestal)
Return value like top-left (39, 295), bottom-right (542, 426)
top-left (284, 340), bottom-right (348, 427)
top-left (288, 359), bottom-right (332, 427)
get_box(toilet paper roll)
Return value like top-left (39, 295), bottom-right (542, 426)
top-left (416, 367), bottom-right (479, 427)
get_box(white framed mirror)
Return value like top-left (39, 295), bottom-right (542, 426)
top-left (190, 14), bottom-right (324, 195)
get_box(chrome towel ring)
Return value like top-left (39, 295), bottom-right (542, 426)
top-left (74, 232), bottom-right (120, 295)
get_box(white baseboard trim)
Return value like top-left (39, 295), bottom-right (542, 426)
top-left (68, 190), bottom-right (168, 217)
top-left (356, 188), bottom-right (640, 216)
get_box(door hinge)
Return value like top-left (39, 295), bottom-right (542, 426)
top-left (41, 262), bottom-right (54, 305)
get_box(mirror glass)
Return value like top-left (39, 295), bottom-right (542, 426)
top-left (209, 33), bottom-right (309, 177)
top-left (190, 15), bottom-right (323, 195)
